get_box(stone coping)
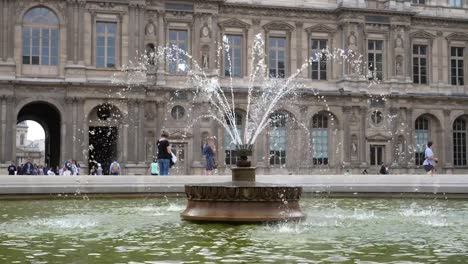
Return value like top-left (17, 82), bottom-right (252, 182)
top-left (0, 175), bottom-right (467, 197)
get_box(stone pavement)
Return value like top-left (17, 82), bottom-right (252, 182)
top-left (1, 174), bottom-right (468, 198)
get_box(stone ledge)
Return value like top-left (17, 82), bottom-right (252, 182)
top-left (0, 175), bottom-right (467, 197)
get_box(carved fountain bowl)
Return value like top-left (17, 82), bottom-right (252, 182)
top-left (180, 182), bottom-right (305, 222)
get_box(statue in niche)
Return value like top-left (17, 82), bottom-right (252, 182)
top-left (201, 45), bottom-right (210, 69)
top-left (395, 55), bottom-right (403, 76)
top-left (351, 135), bottom-right (358, 158)
top-left (202, 54), bottom-right (209, 69)
top-left (145, 22), bottom-right (155, 37)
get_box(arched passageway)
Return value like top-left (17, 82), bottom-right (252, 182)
top-left (17, 102), bottom-right (61, 167)
top-left (88, 104), bottom-right (122, 175)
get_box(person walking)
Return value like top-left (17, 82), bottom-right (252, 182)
top-left (150, 158), bottom-right (159, 176)
top-left (423, 141), bottom-right (438, 176)
top-left (203, 137), bottom-right (217, 175)
top-left (109, 160), bottom-right (121, 175)
top-left (157, 131), bottom-right (172, 176)
top-left (7, 163), bottom-right (16, 175)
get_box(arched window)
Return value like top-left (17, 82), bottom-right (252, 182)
top-left (453, 118), bottom-right (466, 166)
top-left (415, 117), bottom-right (429, 165)
top-left (312, 113), bottom-right (328, 165)
top-left (224, 112), bottom-right (243, 165)
top-left (269, 112), bottom-right (287, 166)
top-left (22, 7), bottom-right (59, 65)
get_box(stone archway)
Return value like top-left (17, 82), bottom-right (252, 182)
top-left (87, 103), bottom-right (122, 175)
top-left (17, 102), bottom-right (61, 168)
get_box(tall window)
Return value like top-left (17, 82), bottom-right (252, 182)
top-left (96, 22), bottom-right (116, 68)
top-left (269, 112), bottom-right (287, 166)
top-left (451, 47), bottom-right (464, 85)
top-left (453, 118), bottom-right (466, 166)
top-left (20, 134), bottom-right (25, 146)
top-left (368, 40), bottom-right (383, 80)
top-left (224, 113), bottom-right (243, 165)
top-left (415, 117), bottom-right (429, 165)
top-left (168, 30), bottom-right (188, 73)
top-left (224, 35), bottom-right (242, 77)
top-left (413, 45), bottom-right (428, 84)
top-left (370, 145), bottom-right (384, 165)
top-left (311, 39), bottom-right (327, 80)
top-left (312, 113), bottom-right (328, 165)
top-left (22, 7), bottom-right (59, 65)
top-left (412, 0), bottom-right (425, 4)
top-left (451, 0), bottom-right (462, 7)
top-left (268, 37), bottom-right (286, 78)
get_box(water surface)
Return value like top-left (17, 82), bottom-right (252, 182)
top-left (1, 197), bottom-right (467, 263)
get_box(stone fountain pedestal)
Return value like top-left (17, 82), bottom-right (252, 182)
top-left (180, 167), bottom-right (305, 222)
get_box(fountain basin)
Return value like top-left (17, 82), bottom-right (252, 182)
top-left (180, 181), bottom-right (305, 222)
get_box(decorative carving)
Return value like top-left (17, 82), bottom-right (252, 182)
top-left (410, 30), bottom-right (436, 40)
top-left (185, 185), bottom-right (302, 202)
top-left (262, 21), bottom-right (294, 32)
top-left (145, 21), bottom-right (156, 36)
top-left (446, 32), bottom-right (468, 41)
top-left (305, 24), bottom-right (335, 34)
top-left (218, 18), bottom-right (250, 29)
top-left (200, 21), bottom-right (211, 40)
top-left (395, 34), bottom-right (403, 49)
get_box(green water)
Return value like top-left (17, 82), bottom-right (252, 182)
top-left (1, 197), bottom-right (468, 264)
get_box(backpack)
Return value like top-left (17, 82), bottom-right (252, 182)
top-left (111, 163), bottom-right (119, 173)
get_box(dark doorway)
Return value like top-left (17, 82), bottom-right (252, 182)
top-left (89, 126), bottom-right (118, 175)
top-left (17, 102), bottom-right (61, 168)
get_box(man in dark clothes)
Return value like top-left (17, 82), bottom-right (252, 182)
top-left (7, 163), bottom-right (16, 175)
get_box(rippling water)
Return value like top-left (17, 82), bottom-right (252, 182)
top-left (1, 197), bottom-right (468, 263)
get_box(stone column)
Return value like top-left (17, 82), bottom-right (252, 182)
top-left (126, 100), bottom-right (136, 162)
top-left (443, 109), bottom-right (453, 173)
top-left (406, 107), bottom-right (414, 170)
top-left (192, 103), bottom-right (202, 166)
top-left (359, 106), bottom-right (368, 166)
top-left (295, 22), bottom-right (303, 76)
top-left (0, 95), bottom-right (6, 163)
top-left (128, 2), bottom-right (137, 60)
top-left (342, 106), bottom-right (351, 165)
top-left (66, 0), bottom-right (76, 64)
top-left (76, 98), bottom-right (86, 167)
top-left (78, 0), bottom-right (86, 64)
top-left (6, 96), bottom-right (15, 163)
top-left (137, 100), bottom-right (145, 163)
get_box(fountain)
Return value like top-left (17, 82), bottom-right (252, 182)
top-left (133, 34), bottom-right (368, 222)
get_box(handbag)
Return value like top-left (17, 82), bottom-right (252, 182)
top-left (171, 152), bottom-right (177, 164)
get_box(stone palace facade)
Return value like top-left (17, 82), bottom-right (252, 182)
top-left (1, 0), bottom-right (468, 174)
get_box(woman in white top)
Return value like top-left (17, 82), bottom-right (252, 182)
top-left (422, 141), bottom-right (438, 176)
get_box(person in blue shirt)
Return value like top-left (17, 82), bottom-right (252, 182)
top-left (203, 137), bottom-right (217, 175)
